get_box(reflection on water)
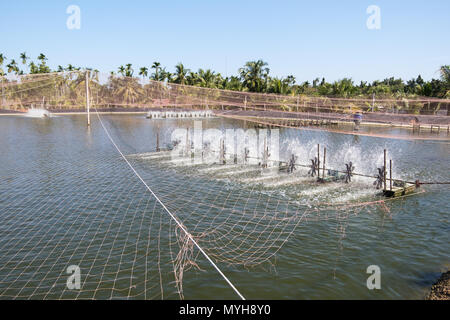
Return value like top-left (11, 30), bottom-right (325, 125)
top-left (0, 114), bottom-right (448, 300)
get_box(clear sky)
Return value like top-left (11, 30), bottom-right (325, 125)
top-left (1, 0), bottom-right (449, 83)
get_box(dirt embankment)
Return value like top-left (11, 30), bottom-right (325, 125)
top-left (426, 271), bottom-right (450, 300)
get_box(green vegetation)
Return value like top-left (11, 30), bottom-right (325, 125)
top-left (1, 53), bottom-right (449, 100)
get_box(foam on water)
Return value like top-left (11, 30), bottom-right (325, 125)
top-left (129, 151), bottom-right (172, 159)
top-left (240, 173), bottom-right (281, 183)
top-left (332, 187), bottom-right (377, 203)
top-left (297, 183), bottom-right (344, 196)
top-left (160, 158), bottom-right (195, 165)
top-left (198, 164), bottom-right (239, 173)
top-left (127, 125), bottom-right (409, 208)
top-left (24, 108), bottom-right (51, 118)
top-left (220, 166), bottom-right (262, 176)
top-left (263, 176), bottom-right (312, 188)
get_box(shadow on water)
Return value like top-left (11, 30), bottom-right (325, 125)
top-left (413, 271), bottom-right (443, 288)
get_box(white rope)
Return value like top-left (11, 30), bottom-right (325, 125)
top-left (94, 108), bottom-right (246, 300)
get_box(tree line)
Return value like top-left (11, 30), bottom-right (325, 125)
top-left (1, 52), bottom-right (449, 99)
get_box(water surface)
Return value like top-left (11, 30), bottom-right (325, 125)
top-left (0, 114), bottom-right (448, 299)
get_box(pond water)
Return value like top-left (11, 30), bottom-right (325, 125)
top-left (0, 114), bottom-right (448, 299)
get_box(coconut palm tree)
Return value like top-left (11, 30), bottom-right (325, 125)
top-left (440, 65), bottom-right (450, 98)
top-left (37, 53), bottom-right (47, 63)
top-left (440, 65), bottom-right (450, 84)
top-left (151, 62), bottom-right (161, 81)
top-left (114, 77), bottom-right (142, 105)
top-left (29, 61), bottom-right (39, 74)
top-left (186, 71), bottom-right (200, 86)
top-left (139, 67), bottom-right (148, 79)
top-left (197, 69), bottom-right (217, 88)
top-left (20, 52), bottom-right (29, 65)
top-left (6, 59), bottom-right (19, 74)
top-left (331, 78), bottom-right (356, 98)
top-left (161, 68), bottom-right (172, 82)
top-left (124, 64), bottom-right (134, 77)
top-left (268, 77), bottom-right (291, 94)
top-left (239, 60), bottom-right (270, 92)
top-left (34, 53), bottom-right (51, 73)
top-left (173, 63), bottom-right (190, 85)
top-left (224, 76), bottom-right (242, 91)
top-left (0, 54), bottom-right (6, 77)
top-left (118, 65), bottom-right (126, 76)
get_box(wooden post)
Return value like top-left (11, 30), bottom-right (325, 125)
top-left (322, 147), bottom-right (326, 179)
top-left (317, 144), bottom-right (320, 176)
top-left (220, 138), bottom-right (225, 164)
top-left (185, 128), bottom-right (189, 156)
top-left (244, 96), bottom-right (247, 111)
top-left (86, 70), bottom-right (90, 126)
top-left (296, 96), bottom-right (299, 112)
top-left (389, 159), bottom-right (392, 191)
top-left (383, 149), bottom-right (387, 190)
top-left (156, 132), bottom-right (160, 152)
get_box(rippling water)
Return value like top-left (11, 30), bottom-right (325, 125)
top-left (0, 114), bottom-right (448, 299)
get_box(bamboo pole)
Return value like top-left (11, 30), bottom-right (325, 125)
top-left (322, 147), bottom-right (326, 179)
top-left (317, 144), bottom-right (320, 176)
top-left (185, 128), bottom-right (189, 156)
top-left (86, 70), bottom-right (90, 126)
top-left (156, 132), bottom-right (160, 152)
top-left (383, 149), bottom-right (387, 190)
top-left (389, 159), bottom-right (392, 191)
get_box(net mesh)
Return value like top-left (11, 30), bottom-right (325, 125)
top-left (0, 71), bottom-right (447, 299)
top-left (2, 71), bottom-right (449, 123)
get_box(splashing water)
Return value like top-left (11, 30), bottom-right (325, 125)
top-left (24, 108), bottom-right (51, 118)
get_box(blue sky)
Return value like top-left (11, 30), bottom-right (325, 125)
top-left (1, 0), bottom-right (449, 83)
